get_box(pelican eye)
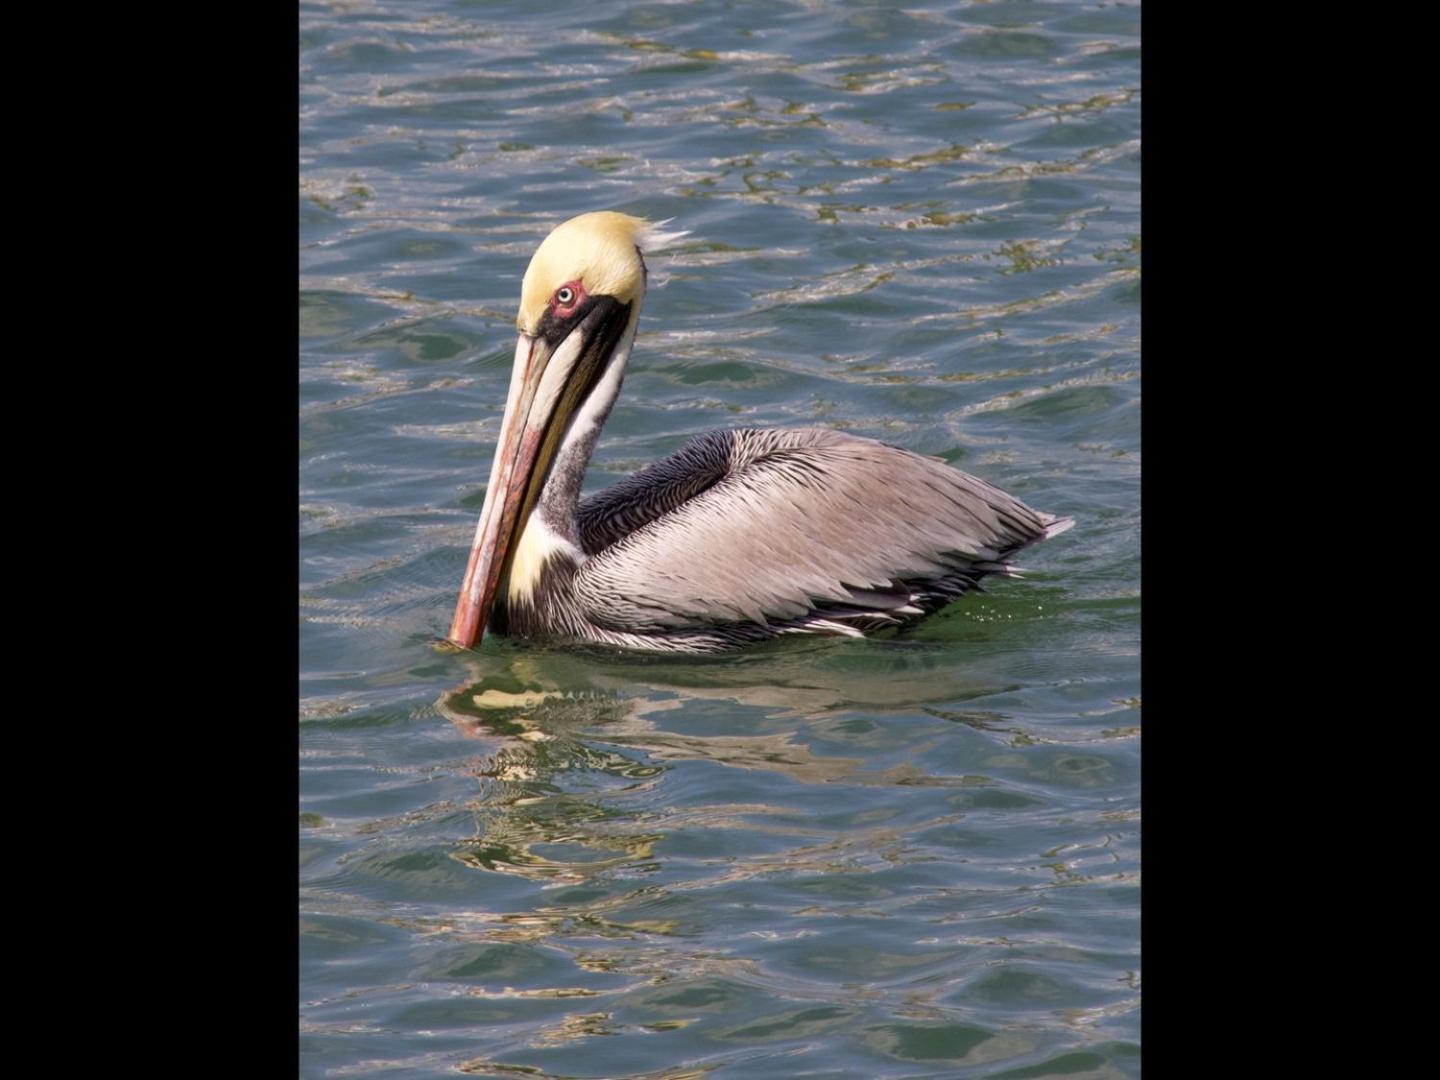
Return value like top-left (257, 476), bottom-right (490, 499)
top-left (555, 287), bottom-right (575, 306)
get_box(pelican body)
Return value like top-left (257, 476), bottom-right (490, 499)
top-left (449, 212), bottom-right (1071, 653)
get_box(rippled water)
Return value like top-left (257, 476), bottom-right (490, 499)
top-left (300, 1), bottom-right (1140, 1076)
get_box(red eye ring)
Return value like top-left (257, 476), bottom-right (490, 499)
top-left (552, 280), bottom-right (586, 314)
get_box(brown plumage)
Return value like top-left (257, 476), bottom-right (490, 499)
top-left (449, 213), bottom-right (1072, 654)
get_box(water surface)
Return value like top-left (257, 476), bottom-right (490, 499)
top-left (300, 1), bottom-right (1140, 1076)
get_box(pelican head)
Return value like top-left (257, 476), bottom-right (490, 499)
top-left (448, 211), bottom-right (685, 649)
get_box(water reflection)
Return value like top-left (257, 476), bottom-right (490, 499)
top-left (432, 641), bottom-right (1042, 894)
top-left (437, 637), bottom-right (1030, 785)
top-left (301, 645), bottom-right (1137, 1076)
top-left (441, 634), bottom-right (1027, 728)
top-left (301, 0), bottom-right (1141, 1065)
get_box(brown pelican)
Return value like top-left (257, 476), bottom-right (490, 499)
top-left (449, 211), bottom-right (1071, 653)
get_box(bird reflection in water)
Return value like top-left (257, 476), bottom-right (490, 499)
top-left (434, 642), bottom-right (1023, 887)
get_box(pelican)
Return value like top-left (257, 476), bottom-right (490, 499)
top-left (449, 212), bottom-right (1072, 653)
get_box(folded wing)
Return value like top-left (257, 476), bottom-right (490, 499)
top-left (574, 427), bottom-right (1070, 634)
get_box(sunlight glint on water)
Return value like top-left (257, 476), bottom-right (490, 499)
top-left (300, 2), bottom-right (1139, 1076)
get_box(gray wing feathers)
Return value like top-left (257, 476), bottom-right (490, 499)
top-left (574, 427), bottom-right (1067, 634)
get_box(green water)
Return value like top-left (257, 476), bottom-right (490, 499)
top-left (300, 1), bottom-right (1140, 1076)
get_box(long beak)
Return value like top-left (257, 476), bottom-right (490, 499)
top-left (447, 332), bottom-right (550, 649)
top-left (447, 299), bottom-right (632, 649)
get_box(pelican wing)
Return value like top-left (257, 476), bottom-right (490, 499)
top-left (573, 427), bottom-right (1069, 633)
top-left (576, 433), bottom-right (733, 555)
